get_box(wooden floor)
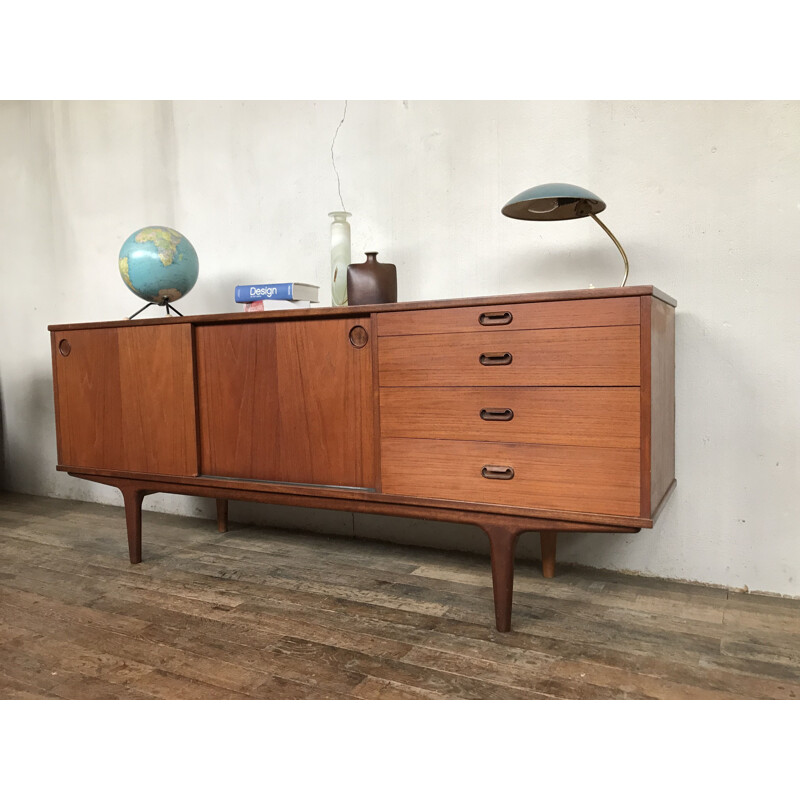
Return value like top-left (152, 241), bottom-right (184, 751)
top-left (0, 492), bottom-right (798, 700)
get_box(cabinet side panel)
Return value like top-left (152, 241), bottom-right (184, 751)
top-left (639, 297), bottom-right (652, 517)
top-left (117, 324), bottom-right (198, 476)
top-left (650, 298), bottom-right (676, 514)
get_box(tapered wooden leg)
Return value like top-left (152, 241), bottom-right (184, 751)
top-left (120, 486), bottom-right (147, 564)
top-left (540, 531), bottom-right (557, 578)
top-left (216, 499), bottom-right (229, 533)
top-left (482, 525), bottom-right (523, 632)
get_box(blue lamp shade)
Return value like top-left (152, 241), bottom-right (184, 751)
top-left (501, 182), bottom-right (630, 286)
top-left (501, 182), bottom-right (606, 221)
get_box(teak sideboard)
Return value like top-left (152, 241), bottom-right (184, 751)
top-left (49, 286), bottom-right (676, 631)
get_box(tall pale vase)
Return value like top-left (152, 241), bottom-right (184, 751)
top-left (329, 211), bottom-right (351, 306)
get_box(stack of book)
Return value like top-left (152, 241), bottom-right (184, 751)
top-left (234, 282), bottom-right (320, 312)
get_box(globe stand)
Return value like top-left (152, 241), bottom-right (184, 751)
top-left (128, 298), bottom-right (184, 320)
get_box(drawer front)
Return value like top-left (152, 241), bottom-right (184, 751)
top-left (381, 438), bottom-right (641, 517)
top-left (381, 439), bottom-right (639, 516)
top-left (377, 297), bottom-right (639, 337)
top-left (378, 326), bottom-right (640, 387)
top-left (380, 387), bottom-right (640, 448)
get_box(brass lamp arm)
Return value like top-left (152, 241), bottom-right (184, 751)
top-left (591, 213), bottom-right (629, 287)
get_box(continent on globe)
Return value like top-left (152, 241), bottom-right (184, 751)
top-left (135, 227), bottom-right (183, 266)
top-left (118, 225), bottom-right (199, 305)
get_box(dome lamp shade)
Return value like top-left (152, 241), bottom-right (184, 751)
top-left (501, 182), bottom-right (629, 286)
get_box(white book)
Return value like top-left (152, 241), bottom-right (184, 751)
top-left (242, 299), bottom-right (312, 312)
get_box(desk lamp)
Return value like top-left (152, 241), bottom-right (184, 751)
top-left (501, 182), bottom-right (629, 286)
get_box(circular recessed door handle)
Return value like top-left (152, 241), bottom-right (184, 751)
top-left (349, 325), bottom-right (369, 348)
top-left (58, 339), bottom-right (71, 356)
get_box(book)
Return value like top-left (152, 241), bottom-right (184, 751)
top-left (235, 282), bottom-right (319, 303)
top-left (242, 299), bottom-right (311, 312)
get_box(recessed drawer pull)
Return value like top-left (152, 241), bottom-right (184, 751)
top-left (479, 310), bottom-right (513, 326)
top-left (481, 465), bottom-right (515, 480)
top-left (479, 352), bottom-right (513, 366)
top-left (480, 407), bottom-right (514, 421)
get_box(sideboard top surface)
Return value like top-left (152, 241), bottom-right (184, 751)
top-left (48, 285), bottom-right (676, 332)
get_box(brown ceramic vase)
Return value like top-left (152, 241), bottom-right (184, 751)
top-left (346, 252), bottom-right (397, 306)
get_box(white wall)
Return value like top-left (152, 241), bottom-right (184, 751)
top-left (1, 100), bottom-right (798, 596)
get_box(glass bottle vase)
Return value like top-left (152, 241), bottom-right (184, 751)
top-left (329, 211), bottom-right (351, 306)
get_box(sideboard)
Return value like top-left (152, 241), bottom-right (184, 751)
top-left (49, 285), bottom-right (676, 631)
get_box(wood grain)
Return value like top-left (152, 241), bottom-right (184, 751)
top-left (52, 327), bottom-right (122, 471)
top-left (377, 296), bottom-right (639, 337)
top-left (49, 287), bottom-right (676, 626)
top-left (48, 285), bottom-right (676, 332)
top-left (117, 325), bottom-right (198, 476)
top-left (74, 470), bottom-right (638, 531)
top-left (639, 296), bottom-right (652, 516)
top-left (650, 298), bottom-right (676, 515)
top-left (370, 312), bottom-right (383, 493)
top-left (380, 438), bottom-right (641, 516)
top-left (378, 326), bottom-right (641, 387)
top-left (380, 386), bottom-right (641, 448)
top-left (52, 324), bottom-right (197, 476)
top-left (195, 317), bottom-right (375, 488)
top-left (1, 492), bottom-right (796, 700)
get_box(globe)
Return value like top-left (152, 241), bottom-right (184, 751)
top-left (118, 226), bottom-right (199, 305)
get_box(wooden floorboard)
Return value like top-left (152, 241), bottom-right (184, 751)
top-left (0, 491), bottom-right (798, 700)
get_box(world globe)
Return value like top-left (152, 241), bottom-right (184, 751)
top-left (118, 226), bottom-right (199, 305)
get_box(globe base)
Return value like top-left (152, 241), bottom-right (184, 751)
top-left (127, 298), bottom-right (185, 321)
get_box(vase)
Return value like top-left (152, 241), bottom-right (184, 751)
top-left (329, 211), bottom-right (351, 306)
top-left (347, 252), bottom-right (397, 306)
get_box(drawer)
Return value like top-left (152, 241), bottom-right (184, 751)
top-left (378, 325), bottom-right (640, 387)
top-left (381, 438), bottom-right (641, 517)
top-left (380, 387), bottom-right (640, 448)
top-left (377, 297), bottom-right (639, 337)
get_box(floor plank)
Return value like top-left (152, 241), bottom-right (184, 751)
top-left (1, 491), bottom-right (798, 700)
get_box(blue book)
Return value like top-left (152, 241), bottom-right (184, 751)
top-left (235, 282), bottom-right (319, 303)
